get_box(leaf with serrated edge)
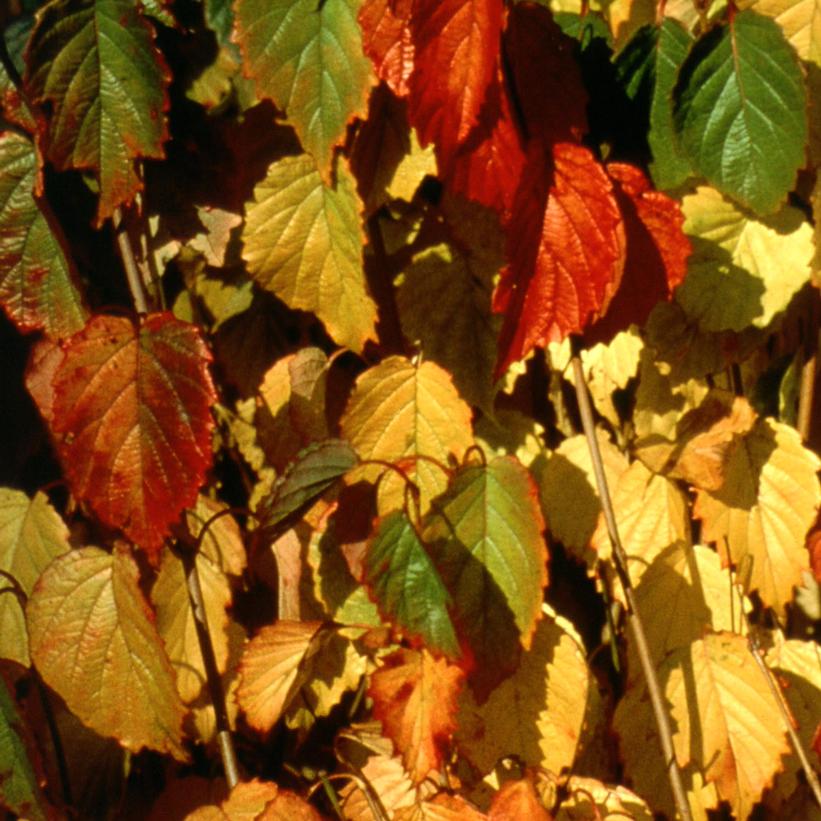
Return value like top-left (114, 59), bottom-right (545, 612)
top-left (674, 10), bottom-right (806, 214)
top-left (677, 186), bottom-right (812, 332)
top-left (395, 793), bottom-right (487, 820)
top-left (359, 0), bottom-right (414, 97)
top-left (369, 648), bottom-right (464, 784)
top-left (341, 356), bottom-right (474, 515)
top-left (364, 510), bottom-right (460, 658)
top-left (26, 546), bottom-right (187, 759)
top-left (742, 0), bottom-right (821, 65)
top-left (236, 621), bottom-right (324, 732)
top-left (24, 0), bottom-right (170, 224)
top-left (555, 777), bottom-right (653, 821)
top-left (242, 155), bottom-right (376, 352)
top-left (0, 489), bottom-right (71, 666)
top-left (33, 313), bottom-right (216, 559)
top-left (0, 132), bottom-right (87, 338)
top-left (695, 417), bottom-right (821, 614)
top-left (233, 0), bottom-right (373, 174)
top-left (456, 607), bottom-right (597, 777)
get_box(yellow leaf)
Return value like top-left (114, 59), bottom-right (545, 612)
top-left (341, 356), bottom-right (474, 514)
top-left (740, 0), bottom-right (821, 64)
top-left (242, 155), bottom-right (376, 352)
top-left (456, 607), bottom-right (600, 777)
top-left (555, 776), bottom-right (653, 820)
top-left (26, 546), bottom-right (187, 760)
top-left (185, 496), bottom-right (246, 577)
top-left (475, 410), bottom-right (548, 470)
top-left (695, 417), bottom-right (821, 614)
top-left (0, 489), bottom-right (71, 666)
top-left (677, 186), bottom-right (813, 332)
top-left (386, 127), bottom-right (437, 203)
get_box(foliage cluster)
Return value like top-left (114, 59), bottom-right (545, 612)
top-left (0, 0), bottom-right (820, 818)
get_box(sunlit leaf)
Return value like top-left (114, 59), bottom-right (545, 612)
top-left (24, 0), bottom-right (170, 224)
top-left (30, 313), bottom-right (216, 560)
top-left (395, 793), bottom-right (488, 820)
top-left (488, 778), bottom-right (550, 821)
top-left (242, 155), bottom-right (377, 353)
top-left (26, 546), bottom-right (187, 759)
top-left (674, 9), bottom-right (806, 214)
top-left (369, 648), bottom-right (464, 783)
top-left (742, 0), bottom-right (821, 65)
top-left (0, 489), bottom-right (71, 666)
top-left (233, 0), bottom-right (373, 174)
top-left (555, 776), bottom-right (653, 820)
top-left (359, 0), bottom-right (414, 97)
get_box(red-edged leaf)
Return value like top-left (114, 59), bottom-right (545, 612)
top-left (494, 142), bottom-right (625, 376)
top-left (369, 648), bottom-right (464, 784)
top-left (407, 0), bottom-right (504, 159)
top-left (28, 313), bottom-right (215, 559)
top-left (358, 0), bottom-right (414, 97)
top-left (440, 66), bottom-right (526, 218)
top-left (587, 163), bottom-right (691, 343)
top-left (504, 2), bottom-right (588, 143)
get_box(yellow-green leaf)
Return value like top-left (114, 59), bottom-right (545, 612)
top-left (0, 489), bottom-right (71, 666)
top-left (242, 155), bottom-right (376, 353)
top-left (26, 546), bottom-right (187, 759)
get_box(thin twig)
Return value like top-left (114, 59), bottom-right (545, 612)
top-left (176, 541), bottom-right (241, 788)
top-left (571, 351), bottom-right (693, 821)
top-left (113, 207), bottom-right (149, 315)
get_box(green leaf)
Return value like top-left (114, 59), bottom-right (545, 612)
top-left (0, 489), bottom-right (71, 666)
top-left (0, 676), bottom-right (49, 821)
top-left (259, 439), bottom-right (359, 534)
top-left (24, 0), bottom-right (170, 224)
top-left (26, 546), bottom-right (187, 760)
top-left (674, 9), bottom-right (807, 214)
top-left (242, 155), bottom-right (377, 352)
top-left (0, 132), bottom-right (88, 338)
top-left (233, 0), bottom-right (373, 175)
top-left (364, 510), bottom-right (460, 658)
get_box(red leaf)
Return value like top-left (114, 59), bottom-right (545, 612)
top-left (440, 66), bottom-right (526, 218)
top-left (29, 313), bottom-right (216, 559)
top-left (494, 142), bottom-right (625, 376)
top-left (369, 648), bottom-right (464, 784)
top-left (504, 2), bottom-right (588, 143)
top-left (359, 0), bottom-right (414, 97)
top-left (586, 162), bottom-right (691, 343)
top-left (407, 0), bottom-right (504, 157)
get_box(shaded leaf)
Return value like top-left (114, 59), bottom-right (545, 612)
top-left (233, 0), bottom-right (373, 174)
top-left (674, 9), bottom-right (806, 214)
top-left (242, 155), bottom-right (377, 353)
top-left (488, 778), bottom-right (550, 821)
top-left (31, 313), bottom-right (216, 559)
top-left (24, 0), bottom-right (170, 224)
top-left (184, 779), bottom-right (277, 820)
top-left (0, 131), bottom-right (87, 338)
top-left (0, 489), bottom-right (71, 666)
top-left (26, 546), bottom-right (187, 759)
top-left (369, 648), bottom-right (464, 784)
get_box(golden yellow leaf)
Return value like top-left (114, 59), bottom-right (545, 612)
top-left (695, 417), bottom-right (821, 614)
top-left (475, 410), bottom-right (548, 470)
top-left (555, 776), bottom-right (653, 820)
top-left (340, 356), bottom-right (474, 514)
top-left (386, 127), bottom-right (436, 203)
top-left (741, 0), bottom-right (821, 64)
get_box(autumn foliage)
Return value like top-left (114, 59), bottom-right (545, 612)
top-left (1, 0), bottom-right (821, 818)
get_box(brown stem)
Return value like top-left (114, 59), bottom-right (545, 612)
top-left (113, 207), bottom-right (149, 315)
top-left (797, 288), bottom-right (819, 443)
top-left (570, 351), bottom-right (693, 821)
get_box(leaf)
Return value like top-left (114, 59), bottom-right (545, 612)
top-left (364, 510), bottom-right (460, 658)
top-left (30, 313), bottom-right (216, 559)
top-left (0, 58), bottom-right (37, 132)
top-left (694, 417), bottom-right (821, 614)
top-left (677, 186), bottom-right (813, 332)
top-left (0, 131), bottom-right (88, 338)
top-left (673, 9), bottom-right (807, 214)
top-left (616, 632), bottom-right (790, 820)
top-left (185, 495), bottom-right (246, 577)
top-left (26, 546), bottom-right (187, 759)
top-left (340, 356), bottom-right (474, 514)
top-left (406, 0), bottom-right (504, 159)
top-left (242, 155), bottom-right (377, 353)
top-left (555, 777), bottom-right (653, 820)
top-left (358, 0), bottom-right (414, 97)
top-left (236, 620), bottom-right (324, 733)
top-left (233, 0), bottom-right (373, 174)
top-left (395, 794), bottom-right (488, 820)
top-left (0, 489), bottom-right (71, 666)
top-left (743, 0), bottom-right (821, 65)
top-left (369, 648), bottom-right (464, 784)
top-left (455, 608), bottom-right (598, 777)
top-left (0, 675), bottom-right (50, 821)
top-left (185, 779), bottom-right (280, 821)
top-left (24, 0), bottom-right (170, 224)
top-left (494, 142), bottom-right (625, 375)
top-left (423, 457), bottom-right (548, 691)
top-left (258, 440), bottom-right (359, 535)
top-left (256, 789), bottom-right (325, 820)
top-left (488, 778), bottom-right (550, 821)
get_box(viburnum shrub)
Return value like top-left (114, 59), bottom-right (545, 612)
top-left (1, 0), bottom-right (821, 818)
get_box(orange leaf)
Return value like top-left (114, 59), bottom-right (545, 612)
top-left (28, 313), bottom-right (215, 559)
top-left (359, 0), bottom-right (414, 97)
top-left (395, 793), bottom-right (488, 820)
top-left (808, 513), bottom-right (821, 585)
top-left (488, 778), bottom-right (550, 821)
top-left (369, 648), bottom-right (465, 784)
